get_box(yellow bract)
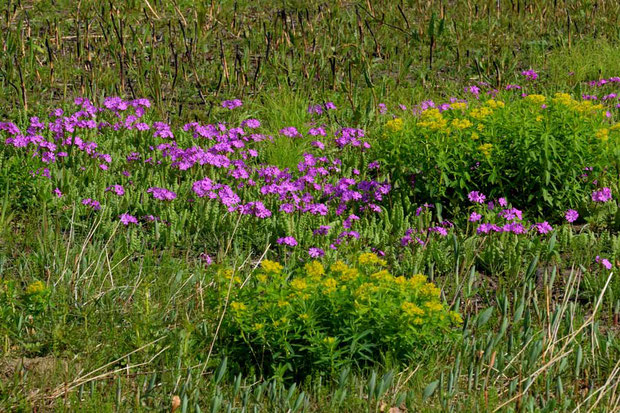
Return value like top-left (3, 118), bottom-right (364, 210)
top-left (451, 118), bottom-right (473, 130)
top-left (470, 106), bottom-right (493, 120)
top-left (401, 302), bottom-right (425, 317)
top-left (420, 282), bottom-right (441, 298)
top-left (370, 269), bottom-right (392, 283)
top-left (331, 261), bottom-right (349, 273)
top-left (261, 259), bottom-right (283, 274)
top-left (25, 280), bottom-right (46, 295)
top-left (340, 268), bottom-right (360, 281)
top-left (305, 261), bottom-right (325, 278)
top-left (478, 143), bottom-right (493, 159)
top-left (358, 252), bottom-right (387, 266)
top-left (449, 311), bottom-right (463, 324)
top-left (552, 93), bottom-right (606, 116)
top-left (595, 129), bottom-right (609, 142)
top-left (485, 99), bottom-right (505, 109)
top-left (322, 278), bottom-right (338, 293)
top-left (419, 109), bottom-right (449, 132)
top-left (385, 117), bottom-right (404, 132)
top-left (526, 94), bottom-right (546, 104)
top-left (230, 301), bottom-right (247, 312)
top-left (291, 278), bottom-right (308, 291)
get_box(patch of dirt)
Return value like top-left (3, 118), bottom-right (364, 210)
top-left (0, 356), bottom-right (68, 379)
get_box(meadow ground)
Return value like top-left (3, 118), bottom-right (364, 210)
top-left (0, 1), bottom-right (619, 412)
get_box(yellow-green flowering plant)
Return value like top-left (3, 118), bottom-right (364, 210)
top-left (218, 255), bottom-right (461, 379)
top-left (376, 93), bottom-right (618, 219)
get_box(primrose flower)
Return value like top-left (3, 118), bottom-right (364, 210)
top-left (468, 191), bottom-right (486, 204)
top-left (308, 247), bottom-right (325, 258)
top-left (311, 140), bottom-right (325, 149)
top-left (592, 187), bottom-right (612, 203)
top-left (221, 99), bottom-right (242, 109)
top-left (308, 127), bottom-right (326, 136)
top-left (313, 226), bottom-right (330, 236)
top-left (534, 221), bottom-right (553, 234)
top-left (106, 184), bottom-right (125, 196)
top-left (338, 230), bottom-right (360, 240)
top-left (241, 119), bottom-right (260, 128)
top-left (199, 253), bottom-right (213, 266)
top-left (521, 69), bottom-right (539, 80)
top-left (53, 188), bottom-right (63, 198)
top-left (504, 222), bottom-right (527, 234)
top-left (147, 187), bottom-right (177, 201)
top-left (308, 104), bottom-right (323, 115)
top-left (499, 208), bottom-right (523, 221)
top-left (279, 126), bottom-right (302, 138)
top-left (469, 212), bottom-right (482, 222)
top-left (595, 256), bottom-right (613, 270)
top-left (119, 213), bottom-right (138, 225)
top-left (565, 209), bottom-right (579, 223)
top-left (465, 85), bottom-right (480, 98)
top-left (428, 226), bottom-right (448, 237)
top-left (81, 198), bottom-right (101, 211)
top-left (277, 236), bottom-right (298, 247)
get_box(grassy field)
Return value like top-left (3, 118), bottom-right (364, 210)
top-left (1, 1), bottom-right (619, 412)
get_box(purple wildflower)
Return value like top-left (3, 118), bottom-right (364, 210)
top-left (308, 247), bottom-right (325, 258)
top-left (565, 209), bottom-right (579, 223)
top-left (521, 69), bottom-right (539, 80)
top-left (534, 221), bottom-right (553, 234)
top-left (200, 253), bottom-right (213, 266)
top-left (81, 198), bottom-right (101, 211)
top-left (277, 236), bottom-right (298, 247)
top-left (468, 191), bottom-right (486, 204)
top-left (222, 99), bottom-right (242, 109)
top-left (119, 213), bottom-right (138, 226)
top-left (499, 208), bottom-right (523, 221)
top-left (279, 126), bottom-right (302, 138)
top-left (242, 119), bottom-right (261, 128)
top-left (595, 256), bottom-right (613, 270)
top-left (592, 187), bottom-right (612, 203)
top-left (147, 187), bottom-right (177, 201)
top-left (469, 212), bottom-right (482, 222)
top-left (313, 226), bottom-right (330, 236)
top-left (106, 184), bottom-right (125, 196)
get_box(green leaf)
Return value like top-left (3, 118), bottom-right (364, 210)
top-left (423, 380), bottom-right (439, 400)
top-left (477, 307), bottom-right (494, 329)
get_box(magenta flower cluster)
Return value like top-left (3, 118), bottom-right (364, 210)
top-left (0, 96), bottom-right (391, 257)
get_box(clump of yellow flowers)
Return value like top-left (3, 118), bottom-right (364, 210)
top-left (25, 280), bottom-right (47, 296)
top-left (222, 253), bottom-right (462, 374)
top-left (418, 108), bottom-right (449, 132)
top-left (385, 117), bottom-right (404, 132)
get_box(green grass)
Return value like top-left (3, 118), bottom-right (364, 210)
top-left (1, 1), bottom-right (619, 122)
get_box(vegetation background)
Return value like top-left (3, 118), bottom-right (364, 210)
top-left (1, 1), bottom-right (619, 412)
